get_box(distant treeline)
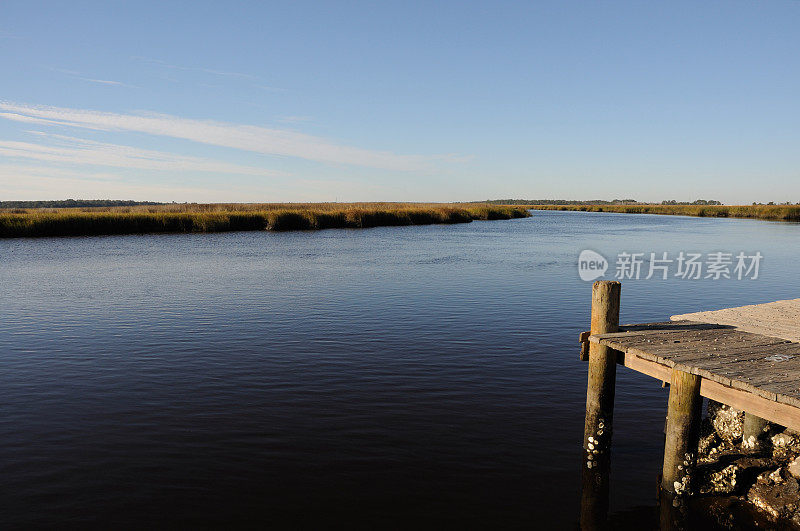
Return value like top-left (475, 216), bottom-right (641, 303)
top-left (531, 204), bottom-right (800, 222)
top-left (0, 199), bottom-right (165, 209)
top-left (484, 199), bottom-right (723, 205)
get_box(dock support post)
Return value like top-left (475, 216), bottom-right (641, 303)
top-left (580, 280), bottom-right (620, 530)
top-left (583, 280), bottom-right (620, 458)
top-left (661, 369), bottom-right (702, 496)
top-left (580, 456), bottom-right (610, 531)
top-left (742, 412), bottom-right (769, 451)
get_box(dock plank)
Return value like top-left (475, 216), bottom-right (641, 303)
top-left (671, 298), bottom-right (800, 343)
top-left (588, 311), bottom-right (800, 431)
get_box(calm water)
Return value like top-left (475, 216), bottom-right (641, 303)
top-left (2, 211), bottom-right (799, 529)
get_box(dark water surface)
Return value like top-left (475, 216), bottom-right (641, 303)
top-left (2, 211), bottom-right (798, 529)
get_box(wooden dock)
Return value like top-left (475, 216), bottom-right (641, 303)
top-left (579, 282), bottom-right (800, 512)
top-left (592, 320), bottom-right (800, 431)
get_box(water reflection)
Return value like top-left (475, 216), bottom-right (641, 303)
top-left (580, 450), bottom-right (611, 530)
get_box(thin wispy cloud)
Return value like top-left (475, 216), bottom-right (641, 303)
top-left (277, 115), bottom-right (313, 124)
top-left (0, 163), bottom-right (121, 181)
top-left (48, 67), bottom-right (135, 88)
top-left (132, 56), bottom-right (257, 80)
top-left (254, 84), bottom-right (287, 93)
top-left (0, 102), bottom-right (459, 170)
top-left (0, 133), bottom-right (279, 176)
top-left (0, 163), bottom-right (239, 201)
top-left (0, 111), bottom-right (99, 129)
top-left (81, 78), bottom-right (129, 86)
top-left (49, 67), bottom-right (81, 75)
top-left (134, 57), bottom-right (285, 91)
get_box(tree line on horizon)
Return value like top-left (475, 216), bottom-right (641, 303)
top-left (0, 199), bottom-right (166, 209)
top-left (10, 198), bottom-right (800, 209)
top-left (483, 199), bottom-right (724, 205)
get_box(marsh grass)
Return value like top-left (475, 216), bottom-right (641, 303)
top-left (0, 203), bottom-right (530, 238)
top-left (530, 204), bottom-right (800, 222)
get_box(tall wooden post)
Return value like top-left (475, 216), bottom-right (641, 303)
top-left (661, 368), bottom-right (703, 496)
top-left (580, 281), bottom-right (620, 530)
top-left (742, 412), bottom-right (769, 451)
top-left (583, 281), bottom-right (621, 457)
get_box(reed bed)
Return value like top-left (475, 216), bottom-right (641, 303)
top-left (0, 203), bottom-right (530, 238)
top-left (530, 204), bottom-right (800, 222)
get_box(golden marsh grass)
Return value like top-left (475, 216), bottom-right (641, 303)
top-left (0, 203), bottom-right (530, 238)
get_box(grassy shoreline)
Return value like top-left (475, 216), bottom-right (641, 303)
top-left (530, 204), bottom-right (800, 222)
top-left (0, 203), bottom-right (530, 238)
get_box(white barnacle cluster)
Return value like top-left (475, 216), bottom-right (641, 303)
top-left (743, 434), bottom-right (758, 450)
top-left (673, 474), bottom-right (690, 496)
top-left (585, 419), bottom-right (609, 468)
top-left (772, 433), bottom-right (794, 448)
top-left (672, 451), bottom-right (696, 496)
top-left (585, 435), bottom-right (603, 468)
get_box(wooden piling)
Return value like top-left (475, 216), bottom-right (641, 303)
top-left (658, 490), bottom-right (687, 531)
top-left (742, 412), bottom-right (769, 451)
top-left (661, 369), bottom-right (703, 496)
top-left (580, 281), bottom-right (620, 529)
top-left (580, 453), bottom-right (610, 531)
top-left (583, 281), bottom-right (621, 457)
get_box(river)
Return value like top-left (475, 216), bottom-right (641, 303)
top-left (2, 210), bottom-right (798, 528)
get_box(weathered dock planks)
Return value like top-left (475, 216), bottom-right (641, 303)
top-left (589, 323), bottom-right (800, 418)
top-left (672, 298), bottom-right (800, 343)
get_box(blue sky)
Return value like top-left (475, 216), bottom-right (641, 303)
top-left (1, 1), bottom-right (798, 203)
